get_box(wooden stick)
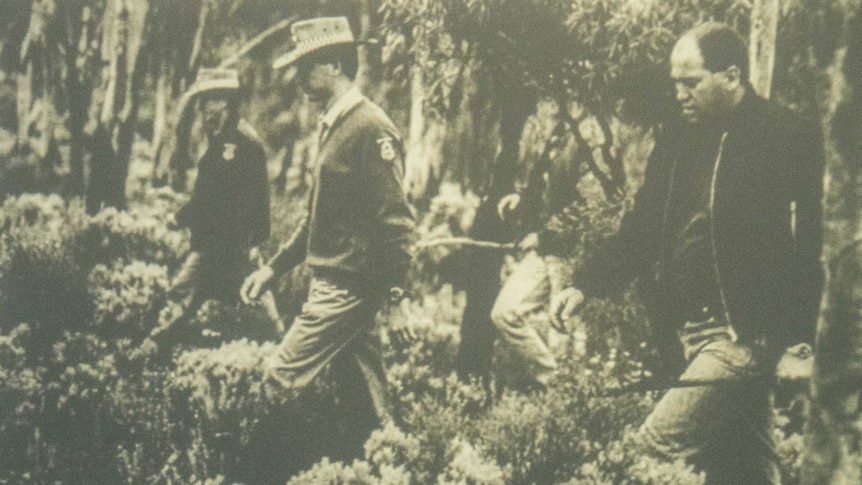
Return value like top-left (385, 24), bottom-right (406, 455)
top-left (412, 237), bottom-right (516, 252)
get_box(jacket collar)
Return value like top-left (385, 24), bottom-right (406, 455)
top-left (319, 86), bottom-right (364, 140)
top-left (724, 89), bottom-right (763, 134)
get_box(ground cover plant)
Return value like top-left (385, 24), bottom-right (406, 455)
top-left (0, 188), bottom-right (808, 484)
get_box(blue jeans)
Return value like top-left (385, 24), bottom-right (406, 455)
top-left (638, 323), bottom-right (779, 485)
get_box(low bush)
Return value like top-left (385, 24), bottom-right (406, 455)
top-left (0, 189), bottom-right (810, 484)
top-left (88, 260), bottom-right (170, 339)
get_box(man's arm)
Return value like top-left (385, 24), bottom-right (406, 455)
top-left (551, 129), bottom-right (674, 327)
top-left (363, 129), bottom-right (415, 293)
top-left (240, 215), bottom-right (308, 304)
top-left (268, 216), bottom-right (309, 275)
top-left (245, 141), bottom-right (271, 249)
top-left (569, 132), bottom-right (671, 297)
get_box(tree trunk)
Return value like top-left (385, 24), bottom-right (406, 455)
top-left (803, 8), bottom-right (862, 485)
top-left (354, 0), bottom-right (372, 91)
top-left (405, 63), bottom-right (428, 201)
top-left (86, 0), bottom-right (151, 213)
top-left (15, 63), bottom-right (33, 151)
top-left (150, 64), bottom-right (171, 186)
top-left (749, 0), bottom-right (779, 98)
top-left (65, 2), bottom-right (91, 195)
top-left (187, 0), bottom-right (209, 72)
top-left (594, 114), bottom-right (625, 198)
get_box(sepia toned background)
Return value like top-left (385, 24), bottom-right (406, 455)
top-left (0, 0), bottom-right (860, 483)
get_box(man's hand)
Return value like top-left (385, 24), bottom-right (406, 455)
top-left (388, 296), bottom-right (417, 347)
top-left (518, 232), bottom-right (540, 252)
top-left (549, 286), bottom-right (585, 333)
top-left (240, 266), bottom-right (275, 304)
top-left (776, 343), bottom-right (813, 381)
top-left (497, 193), bottom-right (522, 222)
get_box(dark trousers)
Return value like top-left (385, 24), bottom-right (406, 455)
top-left (456, 198), bottom-right (513, 382)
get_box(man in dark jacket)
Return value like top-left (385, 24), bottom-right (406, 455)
top-left (240, 16), bottom-right (415, 460)
top-left (148, 68), bottom-right (272, 349)
top-left (551, 23), bottom-right (823, 484)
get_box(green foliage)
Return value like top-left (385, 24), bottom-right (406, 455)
top-left (381, 0), bottom-right (834, 127)
top-left (0, 187), bottom-right (816, 484)
top-left (163, 339), bottom-right (278, 480)
top-left (0, 193), bottom-right (189, 359)
top-left (73, 203), bottom-right (189, 269)
top-left (88, 260), bottom-right (170, 339)
top-left (0, 195), bottom-right (93, 358)
top-left (410, 182), bottom-right (481, 293)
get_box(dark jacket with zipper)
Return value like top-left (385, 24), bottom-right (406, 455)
top-left (571, 91), bottom-right (824, 356)
top-left (268, 97), bottom-right (415, 293)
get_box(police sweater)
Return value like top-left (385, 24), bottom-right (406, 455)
top-left (268, 97), bottom-right (415, 290)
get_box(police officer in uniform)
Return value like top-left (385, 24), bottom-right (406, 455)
top-left (240, 16), bottom-right (415, 469)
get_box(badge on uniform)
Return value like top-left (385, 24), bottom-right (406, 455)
top-left (223, 143), bottom-right (236, 161)
top-left (377, 137), bottom-right (397, 162)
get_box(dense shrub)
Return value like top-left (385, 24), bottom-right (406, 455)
top-left (159, 340), bottom-right (277, 481)
top-left (0, 196), bottom-right (93, 359)
top-left (0, 189), bottom-right (811, 484)
top-left (88, 260), bottom-right (170, 339)
top-left (72, 203), bottom-right (188, 270)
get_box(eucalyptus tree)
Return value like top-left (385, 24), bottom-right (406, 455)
top-left (5, 0), bottom-right (303, 210)
top-left (5, 0), bottom-right (204, 210)
top-left (379, 0), bottom-right (757, 203)
top-left (803, 3), bottom-right (862, 483)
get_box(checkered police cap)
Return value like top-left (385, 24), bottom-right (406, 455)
top-left (185, 68), bottom-right (240, 98)
top-left (273, 16), bottom-right (369, 70)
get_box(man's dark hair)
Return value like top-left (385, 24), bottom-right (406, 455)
top-left (688, 22), bottom-right (749, 81)
top-left (300, 44), bottom-right (359, 81)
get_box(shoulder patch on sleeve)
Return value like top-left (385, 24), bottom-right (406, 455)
top-left (377, 136), bottom-right (397, 162)
top-left (222, 143), bottom-right (237, 161)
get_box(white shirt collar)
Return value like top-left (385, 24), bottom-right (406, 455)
top-left (319, 86), bottom-right (363, 131)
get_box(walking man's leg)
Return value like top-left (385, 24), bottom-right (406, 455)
top-left (637, 338), bottom-right (778, 485)
top-left (490, 251), bottom-right (557, 389)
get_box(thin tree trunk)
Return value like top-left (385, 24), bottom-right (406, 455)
top-left (66, 3), bottom-right (90, 195)
top-left (150, 64), bottom-right (171, 185)
top-left (355, 0), bottom-right (372, 91)
top-left (15, 63), bottom-right (33, 151)
top-left (803, 8), bottom-right (862, 485)
top-left (86, 0), bottom-right (151, 213)
top-left (405, 63), bottom-right (427, 200)
top-left (188, 0), bottom-right (209, 72)
top-left (749, 0), bottom-right (779, 98)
